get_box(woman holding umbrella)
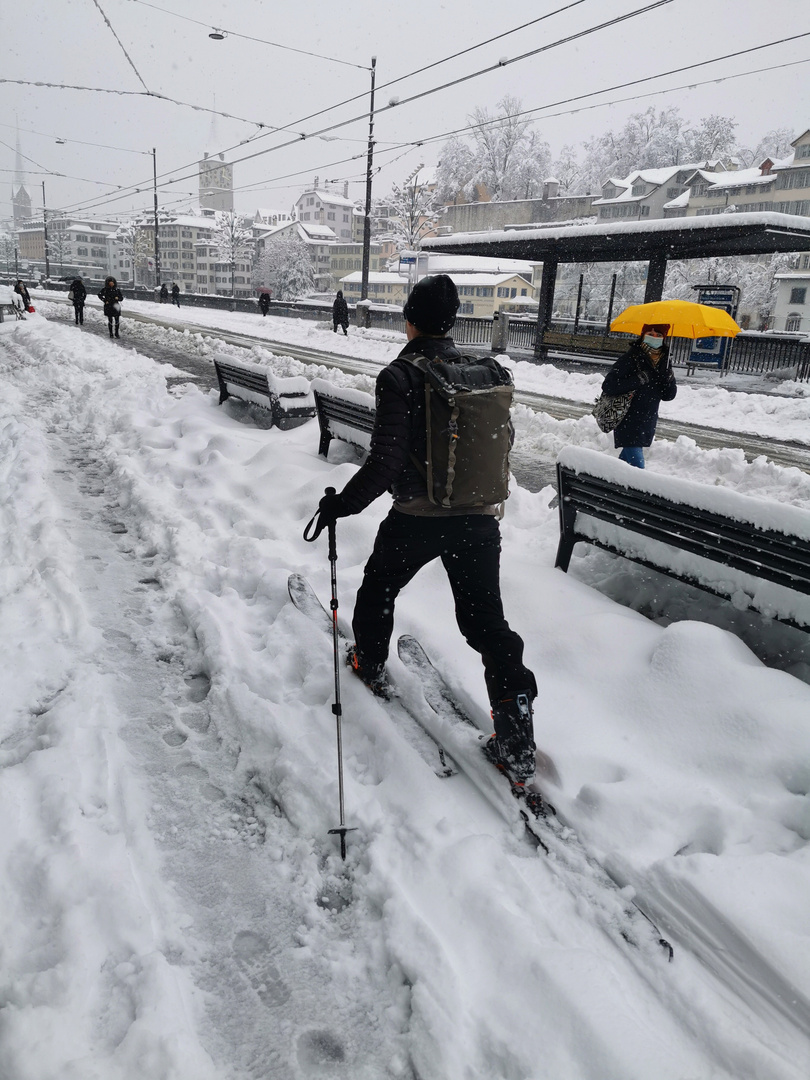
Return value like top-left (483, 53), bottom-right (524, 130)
top-left (602, 298), bottom-right (741, 468)
top-left (600, 322), bottom-right (677, 468)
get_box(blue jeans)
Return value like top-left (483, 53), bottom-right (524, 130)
top-left (619, 446), bottom-right (645, 469)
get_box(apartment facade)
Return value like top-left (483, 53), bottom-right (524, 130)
top-left (773, 252), bottom-right (810, 332)
top-left (295, 188), bottom-right (356, 241)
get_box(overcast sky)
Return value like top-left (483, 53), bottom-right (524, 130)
top-left (2, 0), bottom-right (805, 223)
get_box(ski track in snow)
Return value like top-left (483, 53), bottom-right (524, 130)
top-left (1, 312), bottom-right (809, 1079)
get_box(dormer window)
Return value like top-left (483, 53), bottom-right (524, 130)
top-left (603, 186), bottom-right (616, 200)
top-left (632, 184), bottom-right (645, 196)
top-left (797, 144), bottom-right (810, 160)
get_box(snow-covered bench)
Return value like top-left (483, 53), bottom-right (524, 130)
top-left (0, 286), bottom-right (26, 323)
top-left (311, 379), bottom-right (375, 458)
top-left (213, 355), bottom-right (314, 430)
top-left (554, 446), bottom-right (810, 628)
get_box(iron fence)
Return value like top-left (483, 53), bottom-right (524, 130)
top-left (452, 316), bottom-right (494, 345)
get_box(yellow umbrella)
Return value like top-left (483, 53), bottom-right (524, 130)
top-left (610, 299), bottom-right (741, 339)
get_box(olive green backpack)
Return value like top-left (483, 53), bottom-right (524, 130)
top-left (406, 353), bottom-right (514, 509)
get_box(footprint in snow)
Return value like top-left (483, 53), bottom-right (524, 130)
top-left (296, 1029), bottom-right (347, 1070)
top-left (232, 930), bottom-right (290, 1008)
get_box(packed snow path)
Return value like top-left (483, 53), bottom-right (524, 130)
top-left (2, 316), bottom-right (810, 1079)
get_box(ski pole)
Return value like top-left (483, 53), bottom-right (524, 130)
top-left (304, 487), bottom-right (356, 859)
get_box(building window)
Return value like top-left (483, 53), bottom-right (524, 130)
top-left (640, 205), bottom-right (650, 217)
top-left (797, 144), bottom-right (810, 160)
top-left (666, 187), bottom-right (681, 198)
top-left (789, 287), bottom-right (807, 305)
top-left (77, 247), bottom-right (88, 256)
top-left (786, 313), bottom-right (802, 331)
top-left (460, 302), bottom-right (474, 314)
top-left (631, 184), bottom-right (645, 196)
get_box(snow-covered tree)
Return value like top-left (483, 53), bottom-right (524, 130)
top-left (0, 233), bottom-right (16, 275)
top-left (551, 145), bottom-right (581, 195)
top-left (214, 211), bottom-right (254, 296)
top-left (579, 107), bottom-right (688, 192)
top-left (435, 97), bottom-right (550, 204)
top-left (664, 252), bottom-right (799, 328)
top-left (255, 234), bottom-right (315, 300)
top-left (435, 138), bottom-right (478, 205)
top-left (684, 115), bottom-right (738, 162)
top-left (387, 165), bottom-right (442, 249)
top-left (735, 127), bottom-right (796, 167)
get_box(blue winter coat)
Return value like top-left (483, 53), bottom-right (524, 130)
top-left (601, 342), bottom-right (677, 447)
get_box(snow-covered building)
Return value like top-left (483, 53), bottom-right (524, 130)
top-left (593, 163), bottom-right (726, 222)
top-left (16, 216), bottom-right (120, 281)
top-left (339, 269), bottom-right (534, 317)
top-left (683, 160), bottom-right (785, 217)
top-left (773, 253), bottom-right (810, 333)
top-left (198, 152), bottom-right (233, 213)
top-left (252, 208), bottom-right (293, 233)
top-left (339, 270), bottom-right (409, 307)
top-left (439, 182), bottom-right (595, 234)
top-left (295, 187), bottom-right (356, 241)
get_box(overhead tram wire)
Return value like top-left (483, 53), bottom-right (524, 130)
top-left (45, 24), bottom-right (810, 219)
top-left (52, 0), bottom-right (679, 217)
top-left (91, 0), bottom-right (150, 91)
top-left (124, 0), bottom-right (371, 71)
top-left (228, 0), bottom-right (597, 152)
top-left (47, 38), bottom-right (810, 222)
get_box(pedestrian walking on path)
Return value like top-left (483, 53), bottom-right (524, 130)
top-left (98, 276), bottom-right (123, 338)
top-left (69, 278), bottom-right (86, 325)
top-left (600, 323), bottom-right (677, 468)
top-left (332, 290), bottom-right (349, 335)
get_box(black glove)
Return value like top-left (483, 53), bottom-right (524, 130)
top-left (317, 491), bottom-right (350, 529)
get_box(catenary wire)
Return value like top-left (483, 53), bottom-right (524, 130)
top-left (124, 0), bottom-right (371, 70)
top-left (54, 28), bottom-right (809, 220)
top-left (22, 0), bottom-right (673, 219)
top-left (91, 0), bottom-right (150, 92)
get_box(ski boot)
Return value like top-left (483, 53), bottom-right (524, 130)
top-left (483, 690), bottom-right (536, 784)
top-left (346, 644), bottom-right (392, 700)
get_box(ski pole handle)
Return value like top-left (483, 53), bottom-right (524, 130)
top-left (303, 486), bottom-right (337, 543)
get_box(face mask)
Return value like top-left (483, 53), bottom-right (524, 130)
top-left (643, 333), bottom-right (664, 349)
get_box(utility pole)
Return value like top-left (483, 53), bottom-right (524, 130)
top-left (42, 181), bottom-right (50, 281)
top-left (152, 148), bottom-right (160, 288)
top-left (360, 57), bottom-right (377, 302)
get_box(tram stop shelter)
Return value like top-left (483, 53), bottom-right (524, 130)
top-left (422, 211), bottom-right (810, 357)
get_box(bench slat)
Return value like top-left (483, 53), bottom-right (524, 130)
top-left (555, 463), bottom-right (810, 626)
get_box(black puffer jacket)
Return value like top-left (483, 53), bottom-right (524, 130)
top-left (98, 281), bottom-right (123, 318)
top-left (601, 341), bottom-right (677, 447)
top-left (341, 336), bottom-right (463, 514)
top-left (333, 292), bottom-right (349, 325)
top-left (70, 280), bottom-right (87, 304)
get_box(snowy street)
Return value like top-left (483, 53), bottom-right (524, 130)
top-left (2, 308), bottom-right (810, 1079)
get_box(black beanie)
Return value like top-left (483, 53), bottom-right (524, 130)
top-left (403, 274), bottom-right (460, 334)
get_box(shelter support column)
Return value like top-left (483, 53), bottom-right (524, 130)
top-left (533, 257), bottom-right (558, 360)
top-left (644, 253), bottom-right (667, 303)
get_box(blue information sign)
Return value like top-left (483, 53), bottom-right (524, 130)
top-left (689, 285), bottom-right (740, 369)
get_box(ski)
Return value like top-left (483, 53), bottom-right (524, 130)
top-left (287, 574), bottom-right (455, 779)
top-left (397, 633), bottom-right (674, 961)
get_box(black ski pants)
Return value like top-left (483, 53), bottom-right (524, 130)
top-left (352, 508), bottom-right (536, 705)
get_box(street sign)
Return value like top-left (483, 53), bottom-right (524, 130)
top-left (399, 256), bottom-right (416, 264)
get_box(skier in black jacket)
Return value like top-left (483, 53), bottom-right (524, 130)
top-left (332, 290), bottom-right (349, 335)
top-left (312, 275), bottom-right (537, 782)
top-left (70, 278), bottom-right (87, 325)
top-left (601, 323), bottom-right (677, 468)
top-left (98, 276), bottom-right (123, 338)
